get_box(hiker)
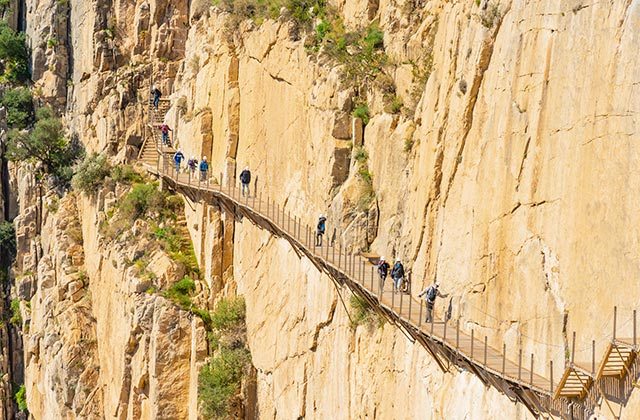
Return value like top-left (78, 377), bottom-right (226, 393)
top-left (239, 166), bottom-right (251, 197)
top-left (199, 156), bottom-right (209, 181)
top-left (187, 156), bottom-right (198, 175)
top-left (418, 283), bottom-right (449, 323)
top-left (151, 85), bottom-right (162, 109)
top-left (173, 149), bottom-right (185, 173)
top-left (391, 258), bottom-right (405, 293)
top-left (377, 256), bottom-right (390, 291)
top-left (160, 123), bottom-right (172, 146)
top-left (316, 215), bottom-right (327, 246)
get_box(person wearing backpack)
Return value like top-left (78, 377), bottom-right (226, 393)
top-left (160, 123), bottom-right (172, 146)
top-left (199, 156), bottom-right (209, 181)
top-left (418, 283), bottom-right (448, 322)
top-left (239, 166), bottom-right (251, 197)
top-left (173, 149), bottom-right (185, 173)
top-left (151, 85), bottom-right (162, 109)
top-left (377, 257), bottom-right (390, 291)
top-left (316, 215), bottom-right (327, 246)
top-left (187, 156), bottom-right (198, 176)
top-left (391, 258), bottom-right (405, 293)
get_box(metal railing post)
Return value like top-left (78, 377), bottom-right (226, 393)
top-left (502, 344), bottom-right (506, 376)
top-left (614, 306), bottom-right (618, 340)
top-left (550, 361), bottom-right (554, 394)
top-left (456, 319), bottom-right (460, 353)
top-left (419, 300), bottom-right (423, 327)
top-left (530, 354), bottom-right (534, 386)
top-left (484, 336), bottom-right (488, 366)
top-left (592, 340), bottom-right (595, 375)
top-left (572, 331), bottom-right (576, 364)
top-left (443, 318), bottom-right (447, 344)
top-left (635, 309), bottom-right (637, 349)
top-left (518, 349), bottom-right (522, 380)
top-left (471, 329), bottom-right (474, 360)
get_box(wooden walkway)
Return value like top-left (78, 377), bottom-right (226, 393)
top-left (138, 101), bottom-right (640, 419)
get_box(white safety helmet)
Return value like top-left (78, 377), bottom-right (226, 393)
top-left (380, 256), bottom-right (385, 261)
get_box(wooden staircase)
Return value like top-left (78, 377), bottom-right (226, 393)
top-left (138, 98), bottom-right (174, 169)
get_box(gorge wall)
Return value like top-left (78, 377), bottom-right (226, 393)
top-left (2, 0), bottom-right (640, 419)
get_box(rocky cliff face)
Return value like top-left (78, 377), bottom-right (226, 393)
top-left (3, 0), bottom-right (640, 418)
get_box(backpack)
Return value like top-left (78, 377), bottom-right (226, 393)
top-left (317, 218), bottom-right (326, 233)
top-left (427, 286), bottom-right (437, 301)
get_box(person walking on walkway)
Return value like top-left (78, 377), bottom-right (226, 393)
top-left (151, 85), bottom-right (162, 109)
top-left (199, 156), bottom-right (209, 181)
top-left (173, 149), bottom-right (185, 173)
top-left (160, 123), bottom-right (172, 146)
top-left (316, 215), bottom-right (326, 246)
top-left (391, 258), bottom-right (405, 293)
top-left (187, 156), bottom-right (198, 176)
top-left (239, 166), bottom-right (251, 197)
top-left (377, 256), bottom-right (390, 291)
top-left (418, 283), bottom-right (448, 323)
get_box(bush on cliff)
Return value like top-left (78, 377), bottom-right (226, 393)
top-left (14, 384), bottom-right (27, 412)
top-left (72, 153), bottom-right (112, 194)
top-left (6, 107), bottom-right (83, 183)
top-left (0, 21), bottom-right (29, 82)
top-left (0, 220), bottom-right (16, 263)
top-left (199, 297), bottom-right (252, 419)
top-left (1, 86), bottom-right (33, 129)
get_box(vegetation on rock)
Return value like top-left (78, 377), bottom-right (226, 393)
top-left (6, 107), bottom-right (83, 183)
top-left (199, 297), bottom-right (253, 419)
top-left (0, 21), bottom-right (29, 83)
top-left (1, 87), bottom-right (33, 129)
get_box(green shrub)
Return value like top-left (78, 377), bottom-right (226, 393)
top-left (14, 384), bottom-right (27, 412)
top-left (10, 298), bottom-right (21, 326)
top-left (352, 103), bottom-right (370, 125)
top-left (0, 22), bottom-right (29, 82)
top-left (0, 221), bottom-right (16, 262)
top-left (480, 2), bottom-right (502, 28)
top-left (199, 346), bottom-right (251, 419)
top-left (353, 147), bottom-right (368, 164)
top-left (119, 182), bottom-right (178, 221)
top-left (315, 19), bottom-right (331, 41)
top-left (404, 137), bottom-right (415, 153)
top-left (110, 164), bottom-right (143, 185)
top-left (163, 276), bottom-right (196, 309)
top-left (72, 153), bottom-right (111, 194)
top-left (362, 25), bottom-right (384, 53)
top-left (1, 87), bottom-right (33, 129)
top-left (6, 107), bottom-right (83, 181)
top-left (387, 95), bottom-right (403, 114)
top-left (211, 297), bottom-right (246, 331)
top-left (349, 295), bottom-right (382, 328)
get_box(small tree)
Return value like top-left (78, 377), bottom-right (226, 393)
top-left (72, 153), bottom-right (111, 194)
top-left (0, 21), bottom-right (29, 82)
top-left (6, 107), bottom-right (82, 181)
top-left (1, 87), bottom-right (33, 129)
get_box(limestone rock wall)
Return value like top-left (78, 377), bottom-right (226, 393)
top-left (8, 0), bottom-right (640, 418)
top-left (171, 0), bottom-right (640, 418)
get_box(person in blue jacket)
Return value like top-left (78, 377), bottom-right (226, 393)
top-left (199, 156), bottom-right (209, 181)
